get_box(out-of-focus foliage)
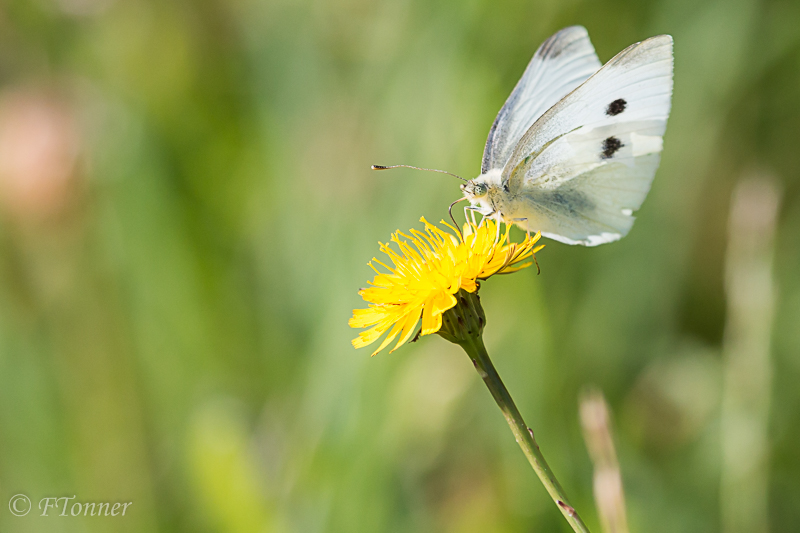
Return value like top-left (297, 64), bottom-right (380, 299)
top-left (0, 0), bottom-right (798, 531)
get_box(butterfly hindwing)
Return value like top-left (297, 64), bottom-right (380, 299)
top-left (504, 35), bottom-right (673, 245)
top-left (481, 26), bottom-right (602, 174)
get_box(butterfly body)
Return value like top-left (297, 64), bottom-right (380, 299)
top-left (463, 26), bottom-right (674, 246)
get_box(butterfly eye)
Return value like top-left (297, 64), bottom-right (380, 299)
top-left (475, 184), bottom-right (487, 196)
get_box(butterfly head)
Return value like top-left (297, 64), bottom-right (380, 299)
top-left (460, 180), bottom-right (489, 200)
top-left (460, 169), bottom-right (505, 217)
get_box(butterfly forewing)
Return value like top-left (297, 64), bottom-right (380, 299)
top-left (481, 26), bottom-right (602, 174)
top-left (503, 35), bottom-right (673, 246)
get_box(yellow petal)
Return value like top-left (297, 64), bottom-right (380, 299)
top-left (370, 314), bottom-right (409, 356)
top-left (390, 311), bottom-right (423, 353)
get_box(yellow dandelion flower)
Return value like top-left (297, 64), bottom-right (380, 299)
top-left (349, 217), bottom-right (544, 356)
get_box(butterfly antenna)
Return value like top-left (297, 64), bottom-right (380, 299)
top-left (371, 164), bottom-right (468, 182)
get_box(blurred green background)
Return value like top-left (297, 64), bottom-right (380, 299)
top-left (0, 0), bottom-right (798, 531)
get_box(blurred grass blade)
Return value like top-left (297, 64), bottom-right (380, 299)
top-left (720, 176), bottom-right (780, 533)
top-left (580, 388), bottom-right (629, 533)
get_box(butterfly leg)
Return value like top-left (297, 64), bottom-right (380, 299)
top-left (509, 218), bottom-right (539, 274)
top-left (464, 205), bottom-right (482, 227)
top-left (493, 215), bottom-right (502, 242)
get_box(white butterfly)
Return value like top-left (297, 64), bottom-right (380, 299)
top-left (460, 26), bottom-right (674, 246)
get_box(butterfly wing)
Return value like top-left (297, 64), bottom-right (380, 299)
top-left (503, 35), bottom-right (673, 246)
top-left (481, 26), bottom-right (602, 174)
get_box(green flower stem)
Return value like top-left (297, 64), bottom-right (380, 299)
top-left (439, 290), bottom-right (591, 533)
top-left (463, 335), bottom-right (590, 532)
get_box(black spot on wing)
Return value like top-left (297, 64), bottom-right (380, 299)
top-left (601, 136), bottom-right (624, 159)
top-left (606, 98), bottom-right (626, 116)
